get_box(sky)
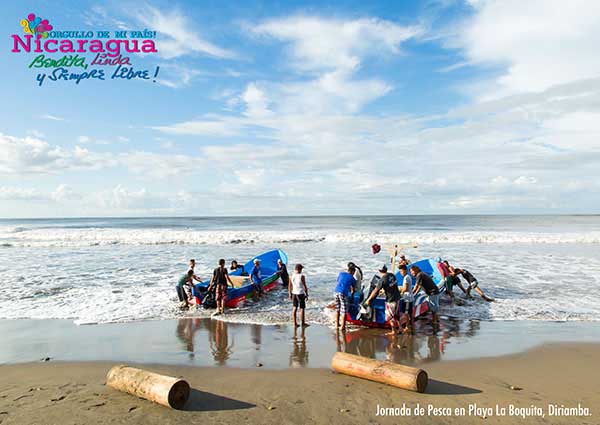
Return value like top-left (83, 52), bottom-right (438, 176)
top-left (1, 0), bottom-right (599, 217)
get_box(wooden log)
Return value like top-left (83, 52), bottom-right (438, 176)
top-left (331, 352), bottom-right (428, 393)
top-left (106, 365), bottom-right (190, 409)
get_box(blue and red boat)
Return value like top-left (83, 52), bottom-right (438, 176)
top-left (346, 258), bottom-right (446, 328)
top-left (192, 249), bottom-right (288, 308)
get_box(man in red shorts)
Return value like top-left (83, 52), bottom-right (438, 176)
top-left (207, 258), bottom-right (234, 316)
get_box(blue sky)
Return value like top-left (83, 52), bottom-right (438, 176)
top-left (1, 0), bottom-right (599, 217)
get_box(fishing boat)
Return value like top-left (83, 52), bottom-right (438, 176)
top-left (346, 258), bottom-right (446, 328)
top-left (192, 249), bottom-right (288, 308)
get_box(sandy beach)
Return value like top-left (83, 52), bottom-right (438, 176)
top-left (1, 343), bottom-right (598, 425)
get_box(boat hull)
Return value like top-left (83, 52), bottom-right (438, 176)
top-left (192, 249), bottom-right (288, 308)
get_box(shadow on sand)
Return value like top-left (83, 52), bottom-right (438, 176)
top-left (184, 389), bottom-right (255, 412)
top-left (426, 379), bottom-right (482, 395)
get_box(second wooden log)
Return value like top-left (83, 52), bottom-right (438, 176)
top-left (106, 365), bottom-right (190, 409)
top-left (331, 352), bottom-right (428, 393)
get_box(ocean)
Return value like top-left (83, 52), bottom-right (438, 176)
top-left (1, 215), bottom-right (599, 325)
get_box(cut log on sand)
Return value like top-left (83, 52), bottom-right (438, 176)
top-left (106, 365), bottom-right (190, 409)
top-left (331, 352), bottom-right (428, 393)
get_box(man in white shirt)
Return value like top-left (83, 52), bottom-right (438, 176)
top-left (398, 265), bottom-right (414, 333)
top-left (348, 262), bottom-right (363, 293)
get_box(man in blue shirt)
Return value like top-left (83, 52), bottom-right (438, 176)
top-left (250, 259), bottom-right (264, 297)
top-left (334, 264), bottom-right (356, 331)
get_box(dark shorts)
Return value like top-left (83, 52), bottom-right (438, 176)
top-left (176, 284), bottom-right (192, 301)
top-left (445, 276), bottom-right (454, 292)
top-left (176, 285), bottom-right (186, 302)
top-left (427, 293), bottom-right (440, 313)
top-left (215, 284), bottom-right (227, 301)
top-left (292, 294), bottom-right (306, 308)
top-left (401, 301), bottom-right (414, 315)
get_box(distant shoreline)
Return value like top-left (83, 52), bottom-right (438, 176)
top-left (1, 213), bottom-right (600, 220)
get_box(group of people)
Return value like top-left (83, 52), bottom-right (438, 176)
top-left (175, 257), bottom-right (291, 315)
top-left (333, 262), bottom-right (415, 334)
top-left (177, 255), bottom-right (493, 335)
top-left (332, 257), bottom-right (493, 335)
top-left (436, 259), bottom-right (494, 302)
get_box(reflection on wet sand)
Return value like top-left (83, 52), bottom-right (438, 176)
top-left (176, 318), bottom-right (200, 358)
top-left (174, 317), bottom-right (481, 368)
top-left (176, 318), bottom-right (234, 365)
top-left (289, 326), bottom-right (308, 367)
top-left (209, 319), bottom-right (234, 365)
top-left (336, 317), bottom-right (479, 367)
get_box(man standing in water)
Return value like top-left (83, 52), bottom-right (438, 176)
top-left (334, 264), bottom-right (356, 331)
top-left (437, 258), bottom-right (458, 302)
top-left (207, 259), bottom-right (235, 315)
top-left (365, 265), bottom-right (402, 336)
top-left (348, 262), bottom-right (363, 294)
top-left (411, 265), bottom-right (440, 326)
top-left (188, 259), bottom-right (202, 283)
top-left (398, 264), bottom-right (414, 333)
top-left (176, 269), bottom-right (195, 308)
top-left (289, 264), bottom-right (309, 328)
top-left (277, 258), bottom-right (289, 287)
top-left (250, 259), bottom-right (264, 296)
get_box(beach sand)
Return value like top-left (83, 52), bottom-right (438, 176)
top-left (1, 343), bottom-right (598, 425)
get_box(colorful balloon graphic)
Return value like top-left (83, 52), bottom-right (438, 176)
top-left (22, 13), bottom-right (52, 38)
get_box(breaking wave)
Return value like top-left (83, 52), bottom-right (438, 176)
top-left (1, 227), bottom-right (599, 247)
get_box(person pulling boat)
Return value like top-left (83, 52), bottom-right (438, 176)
top-left (364, 265), bottom-right (402, 336)
top-left (452, 266), bottom-right (494, 302)
top-left (411, 265), bottom-right (440, 327)
top-left (398, 264), bottom-right (414, 333)
top-left (250, 258), bottom-right (264, 297)
top-left (206, 259), bottom-right (235, 316)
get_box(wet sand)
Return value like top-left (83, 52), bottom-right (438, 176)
top-left (3, 318), bottom-right (600, 367)
top-left (1, 343), bottom-right (598, 425)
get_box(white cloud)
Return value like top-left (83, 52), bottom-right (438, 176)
top-left (0, 187), bottom-right (45, 201)
top-left (252, 16), bottom-right (421, 73)
top-left (137, 6), bottom-right (237, 60)
top-left (243, 16), bottom-right (420, 115)
top-left (120, 151), bottom-right (206, 179)
top-left (0, 185), bottom-right (80, 202)
top-left (454, 0), bottom-right (600, 98)
top-left (51, 184), bottom-right (81, 202)
top-left (151, 70), bottom-right (600, 213)
top-left (234, 168), bottom-right (266, 186)
top-left (241, 83), bottom-right (271, 118)
top-left (94, 185), bottom-right (166, 212)
top-left (159, 140), bottom-right (175, 149)
top-left (0, 133), bottom-right (115, 174)
top-left (83, 5), bottom-right (129, 30)
top-left (0, 132), bottom-right (210, 179)
top-left (513, 176), bottom-right (538, 188)
top-left (27, 130), bottom-right (45, 138)
top-left (40, 114), bottom-right (65, 121)
top-left (78, 135), bottom-right (91, 143)
top-left (156, 64), bottom-right (202, 89)
top-left (153, 115), bottom-right (246, 137)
